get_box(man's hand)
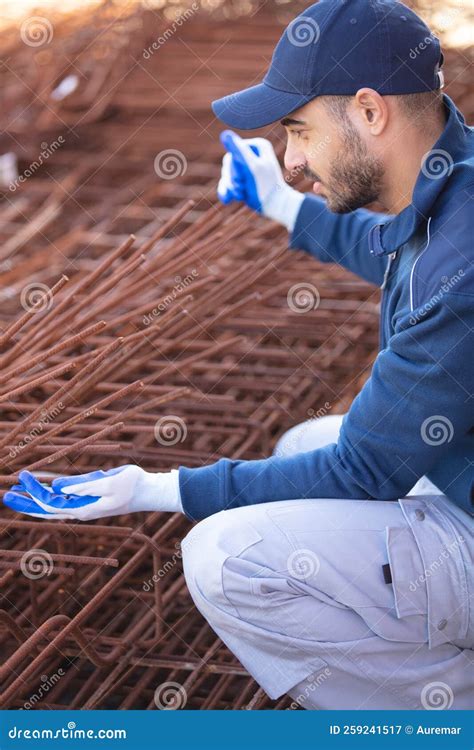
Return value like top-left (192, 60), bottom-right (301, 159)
top-left (3, 465), bottom-right (182, 520)
top-left (217, 129), bottom-right (304, 231)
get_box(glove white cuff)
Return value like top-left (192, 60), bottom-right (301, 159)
top-left (262, 183), bottom-right (305, 233)
top-left (130, 468), bottom-right (183, 514)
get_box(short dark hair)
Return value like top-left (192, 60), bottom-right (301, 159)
top-left (394, 90), bottom-right (445, 121)
top-left (323, 91), bottom-right (445, 130)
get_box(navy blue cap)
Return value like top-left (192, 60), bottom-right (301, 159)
top-left (212, 0), bottom-right (444, 130)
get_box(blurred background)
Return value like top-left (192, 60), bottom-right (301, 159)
top-left (0, 0), bottom-right (472, 271)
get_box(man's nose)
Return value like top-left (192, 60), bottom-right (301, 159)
top-left (284, 141), bottom-right (306, 174)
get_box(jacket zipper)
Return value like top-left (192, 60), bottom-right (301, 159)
top-left (409, 217), bottom-right (432, 311)
top-left (379, 251), bottom-right (397, 349)
top-left (381, 251), bottom-right (398, 290)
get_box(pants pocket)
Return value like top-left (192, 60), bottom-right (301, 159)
top-left (385, 525), bottom-right (428, 618)
top-left (378, 523), bottom-right (432, 644)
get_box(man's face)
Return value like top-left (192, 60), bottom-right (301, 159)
top-left (281, 97), bottom-right (384, 213)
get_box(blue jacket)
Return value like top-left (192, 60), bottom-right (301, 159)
top-left (179, 94), bottom-right (474, 520)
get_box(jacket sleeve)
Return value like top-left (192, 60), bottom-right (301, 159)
top-left (178, 291), bottom-right (473, 520)
top-left (289, 193), bottom-right (391, 286)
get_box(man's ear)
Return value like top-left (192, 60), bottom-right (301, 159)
top-left (353, 88), bottom-right (388, 135)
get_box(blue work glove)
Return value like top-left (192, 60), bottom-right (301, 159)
top-left (217, 129), bottom-right (304, 231)
top-left (3, 466), bottom-right (182, 521)
top-left (3, 471), bottom-right (95, 519)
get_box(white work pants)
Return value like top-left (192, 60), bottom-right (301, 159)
top-left (181, 415), bottom-right (473, 709)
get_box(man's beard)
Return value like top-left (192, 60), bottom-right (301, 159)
top-left (305, 128), bottom-right (384, 213)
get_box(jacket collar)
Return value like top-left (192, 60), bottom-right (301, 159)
top-left (369, 94), bottom-right (470, 256)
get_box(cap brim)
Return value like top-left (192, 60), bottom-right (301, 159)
top-left (211, 82), bottom-right (313, 130)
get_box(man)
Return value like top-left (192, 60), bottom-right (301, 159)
top-left (5, 0), bottom-right (473, 709)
